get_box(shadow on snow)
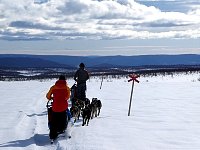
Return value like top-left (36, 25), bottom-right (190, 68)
top-left (0, 134), bottom-right (50, 147)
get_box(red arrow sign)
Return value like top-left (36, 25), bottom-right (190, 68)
top-left (128, 74), bottom-right (140, 83)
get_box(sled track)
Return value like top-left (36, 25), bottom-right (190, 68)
top-left (33, 91), bottom-right (74, 150)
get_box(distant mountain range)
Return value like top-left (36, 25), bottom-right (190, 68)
top-left (0, 54), bottom-right (200, 68)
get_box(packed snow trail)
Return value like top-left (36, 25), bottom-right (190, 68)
top-left (1, 74), bottom-right (200, 150)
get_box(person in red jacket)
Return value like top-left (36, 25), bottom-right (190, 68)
top-left (46, 75), bottom-right (70, 140)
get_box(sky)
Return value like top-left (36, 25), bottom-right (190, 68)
top-left (0, 0), bottom-right (200, 56)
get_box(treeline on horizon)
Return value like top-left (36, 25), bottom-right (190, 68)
top-left (0, 65), bottom-right (200, 81)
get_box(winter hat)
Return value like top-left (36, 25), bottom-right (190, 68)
top-left (79, 63), bottom-right (85, 68)
top-left (59, 75), bottom-right (66, 80)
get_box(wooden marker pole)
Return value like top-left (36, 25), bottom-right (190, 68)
top-left (128, 80), bottom-right (135, 116)
top-left (100, 75), bottom-right (103, 89)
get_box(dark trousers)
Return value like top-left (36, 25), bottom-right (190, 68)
top-left (49, 110), bottom-right (67, 139)
top-left (77, 83), bottom-right (86, 101)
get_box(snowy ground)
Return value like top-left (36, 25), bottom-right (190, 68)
top-left (0, 73), bottom-right (200, 150)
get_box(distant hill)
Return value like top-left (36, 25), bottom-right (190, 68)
top-left (0, 54), bottom-right (200, 68)
top-left (0, 57), bottom-right (72, 68)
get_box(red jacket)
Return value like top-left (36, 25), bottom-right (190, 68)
top-left (46, 80), bottom-right (70, 112)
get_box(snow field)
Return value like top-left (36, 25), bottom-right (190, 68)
top-left (0, 73), bottom-right (200, 150)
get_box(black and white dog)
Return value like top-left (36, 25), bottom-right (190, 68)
top-left (82, 97), bottom-right (102, 126)
top-left (70, 105), bottom-right (80, 123)
top-left (90, 98), bottom-right (102, 119)
top-left (82, 104), bottom-right (92, 126)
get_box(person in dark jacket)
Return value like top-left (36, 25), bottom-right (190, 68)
top-left (46, 75), bottom-right (70, 140)
top-left (74, 63), bottom-right (89, 101)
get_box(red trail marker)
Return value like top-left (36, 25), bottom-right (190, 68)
top-left (128, 73), bottom-right (140, 116)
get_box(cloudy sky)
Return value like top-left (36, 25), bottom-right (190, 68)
top-left (0, 0), bottom-right (199, 56)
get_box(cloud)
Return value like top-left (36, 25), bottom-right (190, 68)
top-left (9, 21), bottom-right (65, 30)
top-left (0, 0), bottom-right (199, 41)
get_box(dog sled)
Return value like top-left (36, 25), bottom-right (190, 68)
top-left (46, 99), bottom-right (73, 128)
top-left (46, 99), bottom-right (72, 144)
